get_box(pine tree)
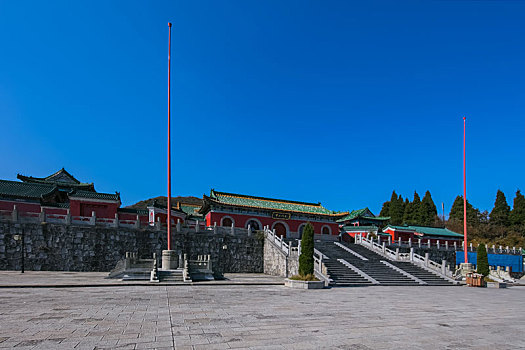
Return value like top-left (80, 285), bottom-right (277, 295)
top-left (388, 191), bottom-right (404, 225)
top-left (403, 191), bottom-right (421, 225)
top-left (379, 201), bottom-right (390, 218)
top-left (449, 195), bottom-right (480, 226)
top-left (298, 223), bottom-right (314, 276)
top-left (476, 243), bottom-right (489, 277)
top-left (418, 191), bottom-right (438, 226)
top-left (489, 190), bottom-right (510, 227)
top-left (509, 190), bottom-right (525, 227)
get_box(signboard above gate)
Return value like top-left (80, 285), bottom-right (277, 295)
top-left (272, 212), bottom-right (291, 220)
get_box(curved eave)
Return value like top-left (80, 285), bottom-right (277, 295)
top-left (204, 197), bottom-right (347, 217)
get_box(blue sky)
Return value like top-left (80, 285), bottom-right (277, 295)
top-left (1, 1), bottom-right (524, 215)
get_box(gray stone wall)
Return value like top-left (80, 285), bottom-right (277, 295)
top-left (0, 222), bottom-right (263, 275)
top-left (263, 237), bottom-right (298, 277)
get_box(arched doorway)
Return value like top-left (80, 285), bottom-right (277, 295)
top-left (273, 222), bottom-right (287, 238)
top-left (297, 223), bottom-right (307, 239)
top-left (245, 219), bottom-right (261, 231)
top-left (222, 217), bottom-right (233, 227)
top-left (322, 226), bottom-right (331, 235)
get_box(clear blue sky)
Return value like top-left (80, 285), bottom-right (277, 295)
top-left (1, 1), bottom-right (524, 215)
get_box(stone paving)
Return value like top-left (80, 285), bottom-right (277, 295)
top-left (0, 281), bottom-right (524, 349)
top-left (0, 272), bottom-right (284, 287)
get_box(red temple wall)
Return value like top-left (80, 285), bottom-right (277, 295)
top-left (0, 200), bottom-right (41, 213)
top-left (117, 212), bottom-right (149, 222)
top-left (41, 207), bottom-right (68, 215)
top-left (69, 200), bottom-right (119, 218)
top-left (153, 212), bottom-right (185, 225)
top-left (205, 211), bottom-right (339, 236)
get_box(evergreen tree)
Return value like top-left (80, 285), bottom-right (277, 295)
top-left (509, 190), bottom-right (525, 227)
top-left (379, 201), bottom-right (390, 218)
top-left (298, 223), bottom-right (314, 276)
top-left (388, 191), bottom-right (404, 225)
top-left (476, 243), bottom-right (489, 277)
top-left (403, 191), bottom-right (421, 225)
top-left (449, 195), bottom-right (480, 226)
top-left (418, 191), bottom-right (438, 226)
top-left (489, 190), bottom-right (510, 227)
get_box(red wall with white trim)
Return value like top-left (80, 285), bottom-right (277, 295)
top-left (205, 211), bottom-right (338, 236)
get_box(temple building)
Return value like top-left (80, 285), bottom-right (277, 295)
top-left (199, 189), bottom-right (347, 239)
top-left (0, 169), bottom-right (186, 225)
top-left (381, 225), bottom-right (463, 244)
top-left (337, 208), bottom-right (390, 241)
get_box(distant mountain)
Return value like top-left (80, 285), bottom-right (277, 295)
top-left (127, 196), bottom-right (203, 209)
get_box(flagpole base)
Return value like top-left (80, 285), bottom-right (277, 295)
top-left (459, 263), bottom-right (474, 278)
top-left (162, 250), bottom-right (178, 270)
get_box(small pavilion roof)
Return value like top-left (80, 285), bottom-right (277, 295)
top-left (68, 190), bottom-right (121, 202)
top-left (342, 225), bottom-right (379, 232)
top-left (17, 168), bottom-right (95, 191)
top-left (118, 207), bottom-right (149, 216)
top-left (383, 225), bottom-right (463, 238)
top-left (336, 208), bottom-right (390, 223)
top-left (146, 199), bottom-right (186, 214)
top-left (200, 189), bottom-right (347, 216)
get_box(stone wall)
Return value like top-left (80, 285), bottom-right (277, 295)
top-left (263, 237), bottom-right (299, 277)
top-left (0, 221), bottom-right (264, 276)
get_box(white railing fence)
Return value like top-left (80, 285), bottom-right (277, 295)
top-left (264, 226), bottom-right (291, 255)
top-left (356, 234), bottom-right (453, 279)
top-left (313, 249), bottom-right (332, 286)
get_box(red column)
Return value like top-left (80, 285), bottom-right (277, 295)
top-left (463, 117), bottom-right (468, 263)
top-left (167, 22), bottom-right (172, 250)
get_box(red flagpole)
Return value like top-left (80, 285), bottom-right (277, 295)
top-left (167, 22), bottom-right (172, 251)
top-left (463, 117), bottom-right (467, 263)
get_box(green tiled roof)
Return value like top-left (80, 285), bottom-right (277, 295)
top-left (181, 204), bottom-right (200, 215)
top-left (208, 189), bottom-right (346, 216)
top-left (68, 190), bottom-right (120, 201)
top-left (0, 180), bottom-right (57, 200)
top-left (17, 168), bottom-right (94, 190)
top-left (118, 207), bottom-right (148, 215)
top-left (384, 225), bottom-right (463, 238)
top-left (336, 208), bottom-right (390, 223)
top-left (342, 225), bottom-right (378, 232)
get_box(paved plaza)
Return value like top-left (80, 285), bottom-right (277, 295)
top-left (0, 275), bottom-right (524, 349)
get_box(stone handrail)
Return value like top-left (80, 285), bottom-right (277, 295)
top-left (313, 250), bottom-right (332, 286)
top-left (265, 227), bottom-right (290, 255)
top-left (356, 233), bottom-right (453, 279)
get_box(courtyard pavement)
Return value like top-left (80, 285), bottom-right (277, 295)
top-left (0, 273), bottom-right (524, 349)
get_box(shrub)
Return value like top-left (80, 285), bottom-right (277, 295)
top-left (477, 243), bottom-right (490, 277)
top-left (298, 223), bottom-right (314, 276)
top-left (289, 274), bottom-right (319, 281)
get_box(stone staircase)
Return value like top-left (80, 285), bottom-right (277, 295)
top-left (315, 241), bottom-right (454, 287)
top-left (321, 258), bottom-right (373, 287)
top-left (158, 269), bottom-right (185, 282)
top-left (348, 243), bottom-right (455, 286)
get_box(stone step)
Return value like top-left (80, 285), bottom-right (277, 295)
top-left (315, 241), bottom-right (454, 287)
top-left (158, 269), bottom-right (184, 282)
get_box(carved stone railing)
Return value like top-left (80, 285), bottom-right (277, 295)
top-left (265, 226), bottom-right (291, 255)
top-left (356, 234), bottom-right (455, 281)
top-left (313, 249), bottom-right (332, 286)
